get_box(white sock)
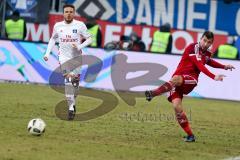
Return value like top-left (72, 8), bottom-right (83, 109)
top-left (65, 81), bottom-right (75, 111)
top-left (73, 84), bottom-right (79, 108)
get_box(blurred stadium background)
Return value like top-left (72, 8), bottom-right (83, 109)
top-left (0, 0), bottom-right (240, 160)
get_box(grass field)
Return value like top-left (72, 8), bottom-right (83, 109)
top-left (0, 83), bottom-right (240, 160)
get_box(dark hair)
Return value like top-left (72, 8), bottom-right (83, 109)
top-left (160, 23), bottom-right (171, 32)
top-left (202, 31), bottom-right (214, 40)
top-left (63, 4), bottom-right (75, 11)
top-left (12, 10), bottom-right (20, 17)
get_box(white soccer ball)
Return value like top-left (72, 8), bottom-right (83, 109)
top-left (27, 118), bottom-right (46, 136)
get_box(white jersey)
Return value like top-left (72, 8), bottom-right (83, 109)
top-left (51, 19), bottom-right (91, 64)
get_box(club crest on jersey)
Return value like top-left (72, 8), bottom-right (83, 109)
top-left (72, 29), bottom-right (77, 33)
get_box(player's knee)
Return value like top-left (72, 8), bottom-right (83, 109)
top-left (174, 106), bottom-right (183, 114)
top-left (172, 102), bottom-right (180, 109)
top-left (172, 98), bottom-right (183, 112)
top-left (170, 75), bottom-right (183, 86)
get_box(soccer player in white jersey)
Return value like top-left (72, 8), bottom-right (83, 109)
top-left (43, 4), bottom-right (92, 120)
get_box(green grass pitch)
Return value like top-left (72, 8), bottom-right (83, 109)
top-left (0, 83), bottom-right (240, 160)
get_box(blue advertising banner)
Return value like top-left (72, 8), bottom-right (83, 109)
top-left (69, 0), bottom-right (240, 35)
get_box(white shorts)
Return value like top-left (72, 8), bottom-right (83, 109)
top-left (60, 56), bottom-right (82, 76)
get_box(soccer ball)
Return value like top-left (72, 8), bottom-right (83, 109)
top-left (27, 118), bottom-right (46, 136)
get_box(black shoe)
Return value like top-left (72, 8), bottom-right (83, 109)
top-left (145, 90), bottom-right (153, 101)
top-left (184, 135), bottom-right (196, 142)
top-left (73, 105), bottom-right (76, 112)
top-left (68, 110), bottom-right (75, 120)
top-left (68, 105), bottom-right (76, 121)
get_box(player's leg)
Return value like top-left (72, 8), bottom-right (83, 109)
top-left (71, 66), bottom-right (81, 112)
top-left (61, 58), bottom-right (81, 120)
top-left (72, 74), bottom-right (80, 111)
top-left (169, 75), bottom-right (197, 142)
top-left (61, 62), bottom-right (77, 120)
top-left (64, 75), bottom-right (76, 120)
top-left (172, 98), bottom-right (195, 142)
top-left (145, 75), bottom-right (183, 101)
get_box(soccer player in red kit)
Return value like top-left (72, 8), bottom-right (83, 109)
top-left (145, 31), bottom-right (235, 142)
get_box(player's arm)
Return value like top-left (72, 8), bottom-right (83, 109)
top-left (72, 23), bottom-right (92, 51)
top-left (190, 54), bottom-right (226, 81)
top-left (190, 55), bottom-right (226, 81)
top-left (44, 26), bottom-right (57, 61)
top-left (189, 54), bottom-right (215, 79)
top-left (206, 58), bottom-right (225, 69)
top-left (207, 58), bottom-right (235, 71)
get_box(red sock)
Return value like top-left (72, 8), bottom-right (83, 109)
top-left (152, 82), bottom-right (173, 96)
top-left (176, 111), bottom-right (193, 136)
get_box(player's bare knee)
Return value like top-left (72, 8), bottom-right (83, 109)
top-left (170, 75), bottom-right (183, 86)
top-left (174, 106), bottom-right (183, 114)
top-left (172, 98), bottom-right (183, 112)
top-left (172, 102), bottom-right (180, 110)
top-left (172, 103), bottom-right (178, 109)
top-left (172, 99), bottom-right (178, 107)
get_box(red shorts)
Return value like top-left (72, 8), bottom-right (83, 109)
top-left (168, 75), bottom-right (198, 102)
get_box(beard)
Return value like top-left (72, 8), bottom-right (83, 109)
top-left (64, 17), bottom-right (73, 24)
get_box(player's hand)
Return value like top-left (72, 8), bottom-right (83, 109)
top-left (224, 65), bottom-right (235, 71)
top-left (214, 74), bottom-right (226, 81)
top-left (43, 56), bottom-right (48, 61)
top-left (72, 43), bottom-right (78, 49)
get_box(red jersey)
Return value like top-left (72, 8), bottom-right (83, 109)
top-left (173, 43), bottom-right (225, 80)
